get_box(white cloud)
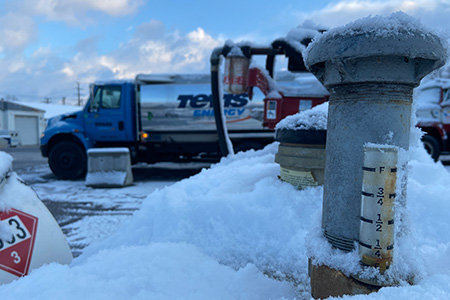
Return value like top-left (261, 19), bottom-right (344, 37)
top-left (0, 14), bottom-right (222, 102)
top-left (25, 0), bottom-right (144, 25)
top-left (0, 13), bottom-right (36, 52)
top-left (60, 24), bottom-right (223, 81)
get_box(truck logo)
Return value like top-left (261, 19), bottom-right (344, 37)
top-left (193, 108), bottom-right (246, 117)
top-left (177, 94), bottom-right (248, 108)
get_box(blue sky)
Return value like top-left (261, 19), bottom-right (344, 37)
top-left (0, 0), bottom-right (449, 104)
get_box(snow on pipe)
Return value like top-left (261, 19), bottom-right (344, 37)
top-left (358, 145), bottom-right (397, 276)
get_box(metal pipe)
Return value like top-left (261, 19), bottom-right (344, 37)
top-left (305, 20), bottom-right (446, 251)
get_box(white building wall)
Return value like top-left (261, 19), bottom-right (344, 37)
top-left (0, 110), bottom-right (6, 130)
top-left (6, 110), bottom-right (45, 145)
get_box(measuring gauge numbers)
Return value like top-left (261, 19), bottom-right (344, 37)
top-left (359, 146), bottom-right (398, 273)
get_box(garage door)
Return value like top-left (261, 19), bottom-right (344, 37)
top-left (15, 116), bottom-right (39, 145)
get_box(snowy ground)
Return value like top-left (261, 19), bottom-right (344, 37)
top-left (15, 162), bottom-right (207, 257)
top-left (0, 142), bottom-right (446, 299)
top-left (13, 155), bottom-right (449, 259)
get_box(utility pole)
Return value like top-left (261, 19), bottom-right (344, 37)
top-left (62, 97), bottom-right (66, 105)
top-left (43, 97), bottom-right (51, 104)
top-left (76, 82), bottom-right (82, 106)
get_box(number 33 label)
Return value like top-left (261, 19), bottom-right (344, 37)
top-left (0, 216), bottom-right (31, 252)
top-left (0, 209), bottom-right (38, 277)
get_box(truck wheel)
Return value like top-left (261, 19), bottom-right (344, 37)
top-left (422, 135), bottom-right (440, 162)
top-left (49, 141), bottom-right (87, 179)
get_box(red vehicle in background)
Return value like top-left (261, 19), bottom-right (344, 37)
top-left (210, 29), bottom-right (328, 156)
top-left (415, 78), bottom-right (450, 160)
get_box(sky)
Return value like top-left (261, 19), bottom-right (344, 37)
top-left (1, 0), bottom-right (450, 104)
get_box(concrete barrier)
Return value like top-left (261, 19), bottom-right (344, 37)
top-left (85, 148), bottom-right (133, 188)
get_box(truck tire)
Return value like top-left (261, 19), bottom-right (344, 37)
top-left (422, 135), bottom-right (440, 162)
top-left (49, 141), bottom-right (87, 179)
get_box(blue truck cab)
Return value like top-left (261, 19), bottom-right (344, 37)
top-left (41, 74), bottom-right (275, 179)
top-left (40, 81), bottom-right (139, 179)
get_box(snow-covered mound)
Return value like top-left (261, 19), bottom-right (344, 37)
top-left (0, 129), bottom-right (448, 299)
top-left (275, 102), bottom-right (328, 131)
top-left (0, 151), bottom-right (12, 180)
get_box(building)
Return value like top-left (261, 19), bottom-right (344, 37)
top-left (0, 100), bottom-right (45, 146)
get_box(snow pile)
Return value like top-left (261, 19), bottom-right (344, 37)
top-left (287, 26), bottom-right (321, 44)
top-left (17, 101), bottom-right (80, 119)
top-left (316, 12), bottom-right (438, 39)
top-left (228, 46), bottom-right (245, 57)
top-left (248, 63), bottom-right (328, 98)
top-left (1, 243), bottom-right (294, 299)
top-left (415, 76), bottom-right (450, 106)
top-left (0, 152), bottom-right (13, 240)
top-left (0, 220), bottom-right (12, 242)
top-left (0, 131), bottom-right (449, 297)
top-left (275, 101), bottom-right (328, 130)
top-left (0, 151), bottom-right (12, 180)
top-left (80, 143), bottom-right (322, 289)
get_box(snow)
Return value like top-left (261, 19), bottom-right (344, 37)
top-left (248, 62), bottom-right (281, 93)
top-left (17, 101), bottom-right (81, 119)
top-left (247, 63), bottom-right (327, 98)
top-left (87, 148), bottom-right (130, 154)
top-left (85, 171), bottom-right (127, 186)
top-left (284, 73), bottom-right (329, 97)
top-left (318, 12), bottom-right (437, 39)
top-left (1, 12), bottom-right (450, 299)
top-left (304, 12), bottom-right (449, 69)
top-left (0, 151), bottom-right (12, 239)
top-left (228, 46), bottom-right (245, 57)
top-left (415, 87), bottom-right (441, 106)
top-left (0, 151), bottom-right (12, 181)
top-left (0, 132), bottom-right (448, 299)
top-left (275, 102), bottom-right (328, 130)
top-left (286, 26), bottom-right (321, 44)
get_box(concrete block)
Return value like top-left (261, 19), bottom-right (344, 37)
top-left (86, 147), bottom-right (133, 188)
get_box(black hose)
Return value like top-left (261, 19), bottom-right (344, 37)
top-left (210, 47), bottom-right (229, 157)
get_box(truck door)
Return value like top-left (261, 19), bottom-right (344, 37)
top-left (84, 84), bottom-right (131, 142)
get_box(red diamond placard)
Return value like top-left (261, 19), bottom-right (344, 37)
top-left (0, 209), bottom-right (38, 277)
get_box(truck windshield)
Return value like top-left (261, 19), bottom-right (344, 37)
top-left (89, 85), bottom-right (122, 112)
